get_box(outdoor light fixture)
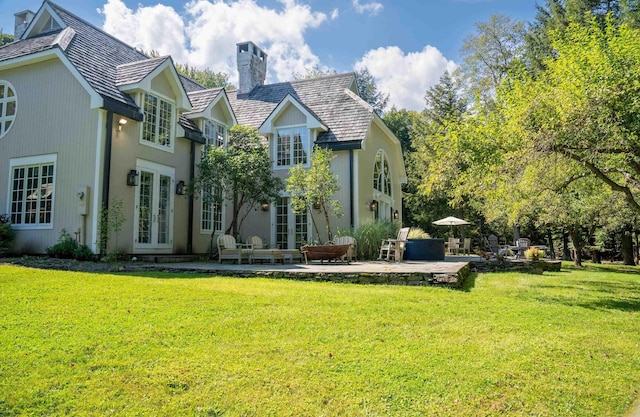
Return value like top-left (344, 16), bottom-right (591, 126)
top-left (261, 202), bottom-right (270, 211)
top-left (175, 180), bottom-right (186, 195)
top-left (369, 200), bottom-right (378, 212)
top-left (313, 200), bottom-right (321, 210)
top-left (393, 209), bottom-right (399, 219)
top-left (118, 118), bottom-right (127, 131)
top-left (126, 170), bottom-right (139, 186)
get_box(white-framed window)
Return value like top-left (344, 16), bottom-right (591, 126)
top-left (201, 187), bottom-right (223, 233)
top-left (373, 150), bottom-right (392, 197)
top-left (0, 81), bottom-right (17, 139)
top-left (141, 92), bottom-right (174, 151)
top-left (203, 120), bottom-right (226, 152)
top-left (8, 154), bottom-right (56, 229)
top-left (275, 127), bottom-right (309, 168)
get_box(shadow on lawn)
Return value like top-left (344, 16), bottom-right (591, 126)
top-left (530, 278), bottom-right (640, 312)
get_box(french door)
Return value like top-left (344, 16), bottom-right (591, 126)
top-left (134, 160), bottom-right (174, 250)
top-left (273, 196), bottom-right (308, 249)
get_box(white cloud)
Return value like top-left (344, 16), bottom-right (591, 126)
top-left (352, 0), bottom-right (383, 16)
top-left (98, 0), bottom-right (328, 85)
top-left (331, 8), bottom-right (340, 20)
top-left (355, 45), bottom-right (458, 111)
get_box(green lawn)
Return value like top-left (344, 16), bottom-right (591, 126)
top-left (1, 263), bottom-right (639, 416)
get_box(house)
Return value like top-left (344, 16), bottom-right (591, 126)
top-left (0, 1), bottom-right (406, 256)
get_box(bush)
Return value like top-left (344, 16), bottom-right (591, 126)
top-left (73, 244), bottom-right (94, 261)
top-left (46, 229), bottom-right (78, 259)
top-left (352, 221), bottom-right (398, 260)
top-left (0, 214), bottom-right (16, 254)
top-left (408, 228), bottom-right (430, 239)
top-left (525, 247), bottom-right (545, 260)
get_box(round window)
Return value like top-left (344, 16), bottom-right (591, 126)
top-left (0, 81), bottom-right (17, 139)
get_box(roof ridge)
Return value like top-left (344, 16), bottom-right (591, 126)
top-left (116, 55), bottom-right (169, 69)
top-left (45, 0), bottom-right (148, 60)
top-left (227, 72), bottom-right (355, 94)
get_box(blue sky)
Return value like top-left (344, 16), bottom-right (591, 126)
top-left (0, 0), bottom-right (540, 110)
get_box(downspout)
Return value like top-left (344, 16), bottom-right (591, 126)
top-left (187, 141), bottom-right (195, 254)
top-left (349, 149), bottom-right (354, 229)
top-left (100, 111), bottom-right (114, 254)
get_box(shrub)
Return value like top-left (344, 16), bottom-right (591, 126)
top-left (46, 229), bottom-right (79, 259)
top-left (352, 221), bottom-right (398, 260)
top-left (525, 247), bottom-right (545, 260)
top-left (73, 244), bottom-right (94, 261)
top-left (408, 228), bottom-right (430, 239)
top-left (0, 214), bottom-right (16, 254)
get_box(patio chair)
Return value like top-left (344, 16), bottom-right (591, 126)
top-left (378, 227), bottom-right (410, 262)
top-left (333, 235), bottom-right (357, 262)
top-left (462, 238), bottom-right (471, 255)
top-left (217, 234), bottom-right (252, 264)
top-left (515, 238), bottom-right (531, 259)
top-left (447, 237), bottom-right (460, 255)
top-left (487, 234), bottom-right (500, 255)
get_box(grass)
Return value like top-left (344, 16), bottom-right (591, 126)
top-left (0, 263), bottom-right (639, 416)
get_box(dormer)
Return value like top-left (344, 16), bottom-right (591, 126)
top-left (20, 3), bottom-right (66, 40)
top-left (259, 94), bottom-right (327, 169)
top-left (184, 89), bottom-right (237, 149)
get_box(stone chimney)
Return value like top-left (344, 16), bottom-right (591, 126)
top-left (236, 41), bottom-right (267, 95)
top-left (14, 10), bottom-right (36, 39)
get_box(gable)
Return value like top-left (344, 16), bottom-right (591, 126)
top-left (150, 71), bottom-right (175, 99)
top-left (273, 103), bottom-right (306, 127)
top-left (259, 93), bottom-right (326, 134)
top-left (21, 3), bottom-right (66, 40)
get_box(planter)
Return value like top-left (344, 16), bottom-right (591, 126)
top-left (404, 239), bottom-right (445, 261)
top-left (301, 244), bottom-right (352, 264)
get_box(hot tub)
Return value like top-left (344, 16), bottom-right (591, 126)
top-left (404, 238), bottom-right (445, 261)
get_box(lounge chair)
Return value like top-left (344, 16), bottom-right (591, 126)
top-left (217, 234), bottom-right (252, 264)
top-left (333, 236), bottom-right (357, 262)
top-left (378, 227), bottom-right (410, 262)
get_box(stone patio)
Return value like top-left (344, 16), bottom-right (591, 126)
top-left (152, 259), bottom-right (474, 288)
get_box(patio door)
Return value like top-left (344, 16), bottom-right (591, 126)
top-left (274, 196), bottom-right (308, 249)
top-left (134, 160), bottom-right (174, 250)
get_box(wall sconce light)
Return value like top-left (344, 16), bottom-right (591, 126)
top-left (313, 200), bottom-right (321, 210)
top-left (126, 169), bottom-right (139, 186)
top-left (393, 209), bottom-right (399, 219)
top-left (175, 180), bottom-right (186, 195)
top-left (118, 118), bottom-right (127, 131)
top-left (369, 200), bottom-right (378, 212)
top-left (261, 202), bottom-right (270, 211)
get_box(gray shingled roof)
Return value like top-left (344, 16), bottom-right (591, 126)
top-left (186, 88), bottom-right (224, 114)
top-left (0, 29), bottom-right (65, 62)
top-left (116, 56), bottom-right (168, 86)
top-left (227, 73), bottom-right (373, 144)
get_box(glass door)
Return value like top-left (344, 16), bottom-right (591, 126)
top-left (134, 160), bottom-right (174, 250)
top-left (274, 196), bottom-right (308, 249)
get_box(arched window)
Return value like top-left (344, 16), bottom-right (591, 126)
top-left (372, 150), bottom-right (393, 220)
top-left (0, 81), bottom-right (17, 139)
top-left (373, 150), bottom-right (391, 197)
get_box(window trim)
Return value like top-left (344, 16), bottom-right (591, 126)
top-left (200, 187), bottom-right (224, 234)
top-left (0, 80), bottom-right (17, 140)
top-left (202, 119), bottom-right (227, 152)
top-left (8, 154), bottom-right (57, 230)
top-left (274, 125), bottom-right (310, 169)
top-left (139, 91), bottom-right (176, 153)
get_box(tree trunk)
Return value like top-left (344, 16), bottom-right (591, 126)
top-left (562, 231), bottom-right (572, 261)
top-left (568, 227), bottom-right (583, 267)
top-left (621, 229), bottom-right (635, 266)
top-left (546, 228), bottom-right (555, 259)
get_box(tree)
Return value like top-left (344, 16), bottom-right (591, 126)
top-left (423, 70), bottom-right (468, 128)
top-left (382, 107), bottom-right (420, 153)
top-left (286, 147), bottom-right (342, 242)
top-left (191, 125), bottom-right (284, 243)
top-left (506, 17), bottom-right (640, 216)
top-left (460, 14), bottom-right (526, 107)
top-left (174, 63), bottom-right (234, 89)
top-left (293, 65), bottom-right (337, 80)
top-left (0, 31), bottom-right (13, 46)
top-left (355, 68), bottom-right (389, 116)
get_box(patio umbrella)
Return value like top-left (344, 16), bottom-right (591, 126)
top-left (433, 216), bottom-right (470, 237)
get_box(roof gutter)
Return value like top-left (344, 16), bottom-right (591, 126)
top-left (102, 96), bottom-right (144, 121)
top-left (316, 139), bottom-right (362, 151)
